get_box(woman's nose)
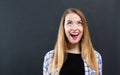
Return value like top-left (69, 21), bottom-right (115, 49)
top-left (72, 23), bottom-right (78, 30)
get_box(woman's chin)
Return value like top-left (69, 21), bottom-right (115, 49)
top-left (69, 40), bottom-right (80, 44)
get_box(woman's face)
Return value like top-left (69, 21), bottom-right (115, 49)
top-left (64, 13), bottom-right (83, 44)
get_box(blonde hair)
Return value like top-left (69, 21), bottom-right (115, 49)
top-left (51, 8), bottom-right (98, 75)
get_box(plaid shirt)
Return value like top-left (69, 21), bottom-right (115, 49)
top-left (43, 50), bottom-right (102, 75)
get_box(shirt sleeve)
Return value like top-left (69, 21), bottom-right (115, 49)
top-left (95, 51), bottom-right (103, 75)
top-left (43, 50), bottom-right (54, 75)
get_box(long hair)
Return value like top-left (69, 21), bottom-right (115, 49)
top-left (51, 8), bottom-right (98, 75)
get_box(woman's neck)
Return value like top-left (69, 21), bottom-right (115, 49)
top-left (66, 43), bottom-right (81, 54)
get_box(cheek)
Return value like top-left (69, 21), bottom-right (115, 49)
top-left (79, 26), bottom-right (83, 32)
top-left (64, 28), bottom-right (69, 36)
top-left (64, 26), bottom-right (70, 36)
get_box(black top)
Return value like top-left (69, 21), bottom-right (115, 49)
top-left (60, 53), bottom-right (85, 75)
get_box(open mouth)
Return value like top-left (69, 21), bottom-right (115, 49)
top-left (70, 33), bottom-right (79, 40)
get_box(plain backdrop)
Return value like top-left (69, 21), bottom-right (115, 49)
top-left (0, 0), bottom-right (120, 75)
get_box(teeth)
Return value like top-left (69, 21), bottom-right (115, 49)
top-left (70, 33), bottom-right (79, 36)
top-left (70, 34), bottom-right (79, 36)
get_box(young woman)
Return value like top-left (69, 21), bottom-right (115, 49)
top-left (43, 8), bottom-right (102, 75)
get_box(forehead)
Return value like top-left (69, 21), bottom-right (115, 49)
top-left (65, 13), bottom-right (81, 21)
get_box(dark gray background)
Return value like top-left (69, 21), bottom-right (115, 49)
top-left (0, 0), bottom-right (119, 75)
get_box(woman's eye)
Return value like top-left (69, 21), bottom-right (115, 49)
top-left (67, 21), bottom-right (73, 26)
top-left (78, 21), bottom-right (82, 25)
top-left (67, 21), bottom-right (72, 24)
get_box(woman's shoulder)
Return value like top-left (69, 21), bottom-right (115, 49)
top-left (45, 50), bottom-right (54, 56)
top-left (94, 50), bottom-right (102, 59)
top-left (44, 50), bottom-right (54, 60)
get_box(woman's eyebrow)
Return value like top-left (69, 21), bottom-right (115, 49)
top-left (77, 20), bottom-right (82, 23)
top-left (67, 20), bottom-right (72, 22)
